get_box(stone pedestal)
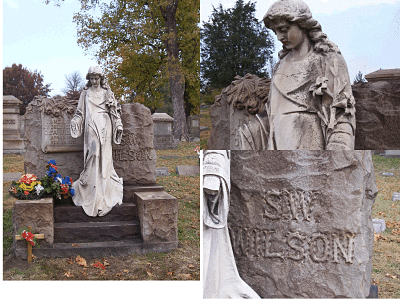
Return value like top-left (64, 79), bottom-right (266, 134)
top-left (135, 191), bottom-right (178, 251)
top-left (12, 198), bottom-right (54, 259)
top-left (3, 95), bottom-right (26, 154)
top-left (229, 151), bottom-right (377, 298)
top-left (152, 113), bottom-right (175, 149)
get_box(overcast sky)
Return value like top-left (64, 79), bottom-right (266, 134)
top-left (3, 0), bottom-right (400, 95)
top-left (3, 0), bottom-right (98, 96)
top-left (200, 0), bottom-right (400, 82)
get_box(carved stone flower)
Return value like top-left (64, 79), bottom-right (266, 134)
top-left (332, 92), bottom-right (356, 116)
top-left (53, 109), bottom-right (61, 117)
top-left (310, 77), bottom-right (329, 97)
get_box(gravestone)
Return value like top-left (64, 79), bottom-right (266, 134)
top-left (372, 219), bottom-right (386, 233)
top-left (3, 95), bottom-right (26, 154)
top-left (176, 165), bottom-right (200, 176)
top-left (384, 150), bottom-right (400, 158)
top-left (152, 113), bottom-right (175, 149)
top-left (16, 97), bottom-right (178, 258)
top-left (392, 192), bottom-right (400, 201)
top-left (353, 70), bottom-right (400, 149)
top-left (228, 151), bottom-right (377, 298)
top-left (187, 115), bottom-right (200, 139)
top-left (25, 96), bottom-right (84, 180)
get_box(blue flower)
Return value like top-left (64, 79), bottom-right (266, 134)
top-left (47, 159), bottom-right (57, 165)
top-left (70, 188), bottom-right (75, 196)
top-left (47, 167), bottom-right (57, 174)
top-left (62, 176), bottom-right (71, 185)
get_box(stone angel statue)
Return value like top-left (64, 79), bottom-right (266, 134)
top-left (70, 65), bottom-right (123, 217)
top-left (239, 0), bottom-right (356, 150)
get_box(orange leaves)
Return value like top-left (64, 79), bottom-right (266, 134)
top-left (374, 233), bottom-right (389, 242)
top-left (76, 255), bottom-right (88, 268)
top-left (64, 271), bottom-right (74, 278)
top-left (386, 220), bottom-right (400, 229)
top-left (385, 273), bottom-right (398, 279)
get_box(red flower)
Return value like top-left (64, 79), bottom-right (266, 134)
top-left (21, 230), bottom-right (28, 239)
top-left (24, 190), bottom-right (29, 195)
top-left (27, 231), bottom-right (34, 241)
top-left (30, 241), bottom-right (35, 246)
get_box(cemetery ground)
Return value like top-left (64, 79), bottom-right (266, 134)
top-left (3, 142), bottom-right (200, 281)
top-left (200, 106), bottom-right (211, 150)
top-left (370, 155), bottom-right (400, 298)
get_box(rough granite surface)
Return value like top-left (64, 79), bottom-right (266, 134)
top-left (113, 103), bottom-right (157, 185)
top-left (135, 191), bottom-right (178, 244)
top-left (12, 198), bottom-right (54, 258)
top-left (228, 151), bottom-right (377, 298)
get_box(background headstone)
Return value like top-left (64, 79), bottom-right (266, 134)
top-left (392, 192), bottom-right (400, 201)
top-left (229, 151), bottom-right (377, 298)
top-left (187, 114), bottom-right (200, 139)
top-left (3, 95), bottom-right (26, 154)
top-left (176, 165), bottom-right (200, 176)
top-left (372, 219), bottom-right (386, 233)
top-left (152, 113), bottom-right (175, 149)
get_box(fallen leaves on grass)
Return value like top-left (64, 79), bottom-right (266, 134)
top-left (386, 273), bottom-right (398, 279)
top-left (123, 269), bottom-right (129, 273)
top-left (181, 274), bottom-right (192, 279)
top-left (188, 264), bottom-right (194, 268)
top-left (167, 271), bottom-right (173, 276)
top-left (64, 271), bottom-right (74, 278)
top-left (76, 255), bottom-right (88, 267)
top-left (374, 233), bottom-right (389, 242)
top-left (103, 259), bottom-right (110, 266)
top-left (387, 221), bottom-right (400, 229)
top-left (93, 261), bottom-right (105, 270)
top-left (147, 270), bottom-right (154, 277)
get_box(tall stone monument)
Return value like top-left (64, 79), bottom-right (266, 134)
top-left (3, 95), bottom-right (26, 154)
top-left (228, 151), bottom-right (377, 298)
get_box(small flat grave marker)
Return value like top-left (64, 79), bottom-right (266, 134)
top-left (392, 192), bottom-right (400, 201)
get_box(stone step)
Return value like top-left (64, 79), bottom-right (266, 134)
top-left (54, 221), bottom-right (140, 243)
top-left (54, 203), bottom-right (137, 223)
top-left (17, 239), bottom-right (179, 259)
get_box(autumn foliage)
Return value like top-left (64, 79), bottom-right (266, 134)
top-left (3, 63), bottom-right (52, 114)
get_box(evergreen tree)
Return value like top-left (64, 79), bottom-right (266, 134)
top-left (201, 0), bottom-right (274, 89)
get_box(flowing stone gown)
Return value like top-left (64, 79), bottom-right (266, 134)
top-left (70, 88), bottom-right (123, 217)
top-left (240, 51), bottom-right (356, 150)
top-left (203, 150), bottom-right (260, 299)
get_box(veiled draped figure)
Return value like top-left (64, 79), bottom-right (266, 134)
top-left (70, 66), bottom-right (123, 217)
top-left (239, 0), bottom-right (356, 150)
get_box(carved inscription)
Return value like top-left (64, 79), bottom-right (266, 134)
top-left (113, 133), bottom-right (155, 162)
top-left (41, 112), bottom-right (84, 153)
top-left (3, 119), bottom-right (16, 124)
top-left (263, 189), bottom-right (319, 221)
top-left (229, 226), bottom-right (356, 264)
top-left (229, 189), bottom-right (356, 264)
top-left (112, 147), bottom-right (155, 161)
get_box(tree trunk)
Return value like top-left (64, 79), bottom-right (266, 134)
top-left (161, 0), bottom-right (189, 141)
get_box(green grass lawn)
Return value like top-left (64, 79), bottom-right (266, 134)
top-left (371, 155), bottom-right (400, 298)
